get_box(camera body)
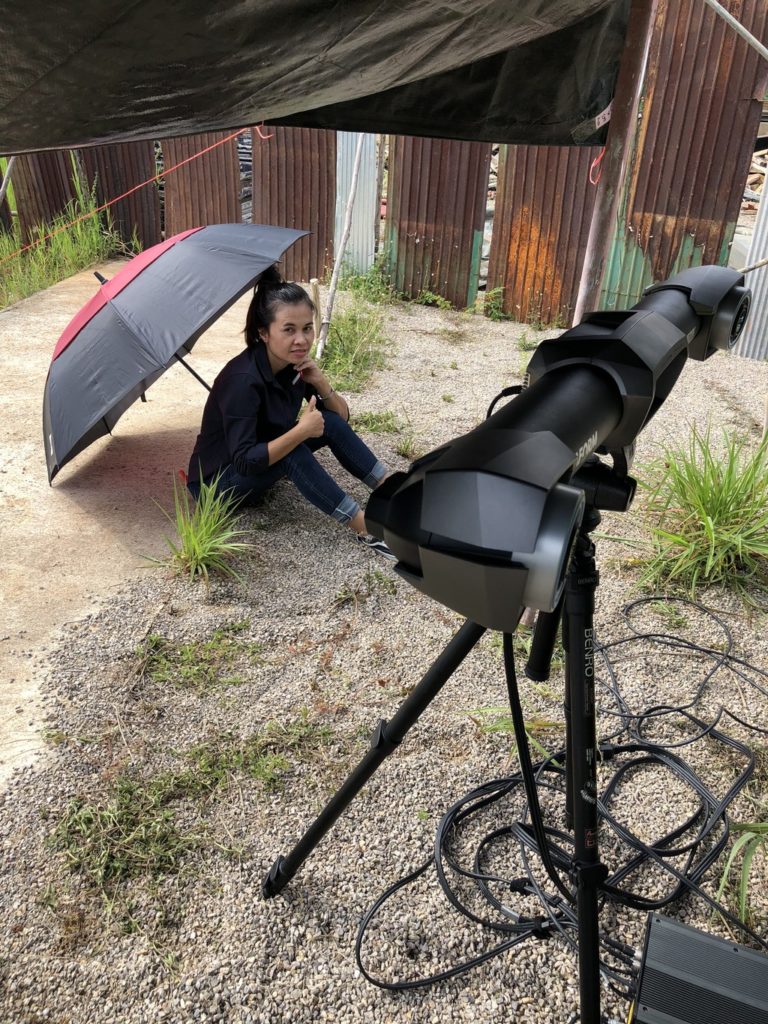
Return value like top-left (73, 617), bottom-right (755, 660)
top-left (366, 266), bottom-right (750, 628)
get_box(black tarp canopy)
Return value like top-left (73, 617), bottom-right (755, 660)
top-left (0, 0), bottom-right (630, 153)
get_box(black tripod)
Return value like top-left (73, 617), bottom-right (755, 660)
top-left (263, 468), bottom-right (635, 1024)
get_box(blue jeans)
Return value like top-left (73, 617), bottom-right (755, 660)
top-left (188, 411), bottom-right (387, 524)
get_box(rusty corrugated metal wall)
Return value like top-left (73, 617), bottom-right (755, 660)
top-left (601, 0), bottom-right (768, 309)
top-left (12, 151), bottom-right (78, 242)
top-left (251, 127), bottom-right (336, 282)
top-left (81, 141), bottom-right (161, 249)
top-left (161, 131), bottom-right (241, 236)
top-left (487, 145), bottom-right (600, 325)
top-left (385, 136), bottom-right (492, 309)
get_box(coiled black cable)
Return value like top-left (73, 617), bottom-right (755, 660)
top-left (356, 597), bottom-right (768, 1005)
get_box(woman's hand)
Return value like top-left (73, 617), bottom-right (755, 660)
top-left (293, 356), bottom-right (327, 391)
top-left (298, 395), bottom-right (325, 438)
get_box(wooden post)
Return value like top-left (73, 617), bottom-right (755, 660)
top-left (572, 0), bottom-right (657, 323)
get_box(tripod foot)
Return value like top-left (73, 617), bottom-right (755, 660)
top-left (262, 855), bottom-right (290, 899)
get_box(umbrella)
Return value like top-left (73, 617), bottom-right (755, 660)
top-left (42, 222), bottom-right (307, 482)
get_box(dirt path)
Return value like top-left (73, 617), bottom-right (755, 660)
top-left (0, 262), bottom-right (249, 788)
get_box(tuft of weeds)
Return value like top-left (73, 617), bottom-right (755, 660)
top-left (638, 426), bottom-right (768, 601)
top-left (441, 393), bottom-right (455, 404)
top-left (338, 259), bottom-right (398, 305)
top-left (154, 473), bottom-right (253, 583)
top-left (323, 296), bottom-right (389, 392)
top-left (135, 623), bottom-right (262, 693)
top-left (51, 775), bottom-right (197, 888)
top-left (364, 567), bottom-right (397, 596)
top-left (469, 706), bottom-right (563, 763)
top-left (716, 820), bottom-right (768, 924)
top-left (416, 289), bottom-right (453, 310)
top-left (395, 434), bottom-right (425, 460)
top-left (0, 173), bottom-right (137, 310)
top-left (51, 711), bottom-right (332, 888)
top-left (483, 286), bottom-right (514, 322)
top-left (350, 410), bottom-right (402, 434)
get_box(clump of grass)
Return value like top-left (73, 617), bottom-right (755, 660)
top-left (483, 286), bottom-right (514, 322)
top-left (639, 426), bottom-right (768, 599)
top-left (469, 706), bottom-right (562, 762)
top-left (442, 393), bottom-right (455, 404)
top-left (323, 296), bottom-right (389, 392)
top-left (416, 289), bottom-right (453, 310)
top-left (136, 623), bottom-right (261, 693)
top-left (156, 474), bottom-right (253, 583)
top-left (350, 410), bottom-right (402, 434)
top-left (338, 258), bottom-right (398, 304)
top-left (716, 820), bottom-right (768, 924)
top-left (395, 434), bottom-right (425, 460)
top-left (0, 172), bottom-right (134, 310)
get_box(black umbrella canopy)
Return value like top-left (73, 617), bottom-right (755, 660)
top-left (0, 0), bottom-right (630, 152)
top-left (43, 223), bottom-right (307, 482)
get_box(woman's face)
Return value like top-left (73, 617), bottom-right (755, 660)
top-left (259, 301), bottom-right (315, 371)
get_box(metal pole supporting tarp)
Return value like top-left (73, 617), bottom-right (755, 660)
top-left (572, 0), bottom-right (657, 323)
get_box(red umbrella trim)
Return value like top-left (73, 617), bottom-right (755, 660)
top-left (51, 226), bottom-right (203, 361)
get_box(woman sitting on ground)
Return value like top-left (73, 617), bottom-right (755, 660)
top-left (187, 265), bottom-right (394, 560)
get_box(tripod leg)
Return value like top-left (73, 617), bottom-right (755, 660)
top-left (564, 521), bottom-right (607, 1024)
top-left (263, 619), bottom-right (487, 898)
top-left (563, 611), bottom-right (574, 831)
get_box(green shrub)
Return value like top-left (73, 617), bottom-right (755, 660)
top-left (416, 289), bottom-right (453, 310)
top-left (639, 426), bottom-right (768, 599)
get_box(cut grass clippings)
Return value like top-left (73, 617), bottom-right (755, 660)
top-left (50, 710), bottom-right (334, 894)
top-left (135, 623), bottom-right (262, 693)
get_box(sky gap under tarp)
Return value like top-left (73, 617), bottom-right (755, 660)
top-left (0, 0), bottom-right (630, 153)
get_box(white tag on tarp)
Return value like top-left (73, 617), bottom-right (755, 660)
top-left (571, 102), bottom-right (612, 144)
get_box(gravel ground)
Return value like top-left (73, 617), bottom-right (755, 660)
top-left (1, 295), bottom-right (768, 1024)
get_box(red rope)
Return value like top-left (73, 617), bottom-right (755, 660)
top-left (589, 147), bottom-right (606, 186)
top-left (1, 126), bottom-right (253, 266)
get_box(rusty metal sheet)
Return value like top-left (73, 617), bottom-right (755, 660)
top-left (385, 136), bottom-right (492, 309)
top-left (602, 0), bottom-right (768, 309)
top-left (161, 131), bottom-right (241, 236)
top-left (11, 150), bottom-right (77, 242)
top-left (81, 140), bottom-right (161, 249)
top-left (250, 126), bottom-right (336, 282)
top-left (487, 144), bottom-right (600, 326)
